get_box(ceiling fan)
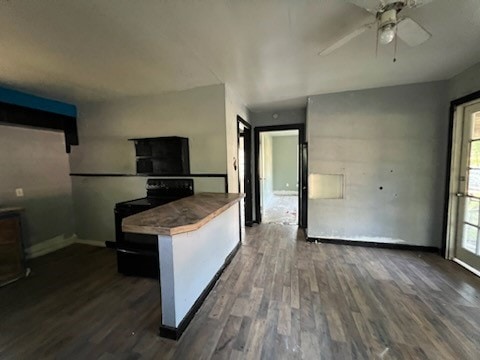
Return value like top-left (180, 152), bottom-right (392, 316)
top-left (318, 0), bottom-right (435, 56)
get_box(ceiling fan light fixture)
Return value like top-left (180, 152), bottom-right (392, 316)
top-left (379, 24), bottom-right (396, 45)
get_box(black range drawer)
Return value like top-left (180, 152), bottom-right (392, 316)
top-left (116, 250), bottom-right (159, 279)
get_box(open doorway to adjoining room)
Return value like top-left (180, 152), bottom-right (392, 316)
top-left (259, 130), bottom-right (299, 224)
top-left (254, 124), bottom-right (307, 227)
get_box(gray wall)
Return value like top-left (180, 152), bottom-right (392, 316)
top-left (307, 81), bottom-right (449, 247)
top-left (0, 125), bottom-right (74, 247)
top-left (449, 62), bottom-right (480, 101)
top-left (250, 108), bottom-right (306, 128)
top-left (70, 84), bottom-right (227, 174)
top-left (71, 176), bottom-right (224, 241)
top-left (225, 85), bottom-right (250, 192)
top-left (70, 84), bottom-right (229, 242)
top-left (272, 135), bottom-right (298, 192)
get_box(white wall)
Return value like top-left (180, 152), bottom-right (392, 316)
top-left (159, 204), bottom-right (239, 328)
top-left (307, 81), bottom-right (449, 247)
top-left (225, 85), bottom-right (249, 193)
top-left (70, 84), bottom-right (228, 241)
top-left (0, 126), bottom-right (74, 247)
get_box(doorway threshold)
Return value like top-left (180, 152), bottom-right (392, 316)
top-left (453, 258), bottom-right (480, 278)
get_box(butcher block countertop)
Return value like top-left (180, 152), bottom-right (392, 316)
top-left (0, 207), bottom-right (24, 216)
top-left (122, 192), bottom-right (244, 236)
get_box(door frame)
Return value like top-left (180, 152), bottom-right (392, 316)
top-left (443, 89), bottom-right (480, 259)
top-left (253, 123), bottom-right (306, 227)
top-left (237, 116), bottom-right (253, 226)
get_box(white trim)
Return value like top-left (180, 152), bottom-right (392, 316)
top-left (74, 239), bottom-right (106, 247)
top-left (460, 98), bottom-right (480, 108)
top-left (445, 106), bottom-right (464, 260)
top-left (446, 100), bottom-right (480, 260)
top-left (25, 234), bottom-right (76, 259)
top-left (308, 234), bottom-right (406, 244)
top-left (453, 258), bottom-right (480, 278)
top-left (25, 235), bottom-right (107, 260)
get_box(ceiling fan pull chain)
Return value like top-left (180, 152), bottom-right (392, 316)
top-left (393, 25), bottom-right (398, 62)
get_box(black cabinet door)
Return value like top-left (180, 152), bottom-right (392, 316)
top-left (132, 137), bottom-right (190, 175)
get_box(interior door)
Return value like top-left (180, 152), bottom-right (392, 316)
top-left (299, 143), bottom-right (308, 229)
top-left (243, 127), bottom-right (253, 225)
top-left (455, 101), bottom-right (480, 271)
top-left (259, 134), bottom-right (265, 223)
top-left (237, 118), bottom-right (253, 226)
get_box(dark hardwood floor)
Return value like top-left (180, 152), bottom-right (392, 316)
top-left (1, 224), bottom-right (480, 359)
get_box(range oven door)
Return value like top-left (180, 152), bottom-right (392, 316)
top-left (114, 203), bottom-right (160, 278)
top-left (116, 245), bottom-right (159, 279)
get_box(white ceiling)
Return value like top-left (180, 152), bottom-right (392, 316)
top-left (0, 0), bottom-right (479, 110)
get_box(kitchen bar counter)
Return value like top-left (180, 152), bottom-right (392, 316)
top-left (121, 192), bottom-right (244, 340)
top-left (122, 192), bottom-right (244, 236)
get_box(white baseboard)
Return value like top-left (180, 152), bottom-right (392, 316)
top-left (453, 258), bottom-right (480, 278)
top-left (273, 190), bottom-right (298, 196)
top-left (74, 239), bottom-right (106, 247)
top-left (25, 235), bottom-right (107, 259)
top-left (25, 234), bottom-right (76, 259)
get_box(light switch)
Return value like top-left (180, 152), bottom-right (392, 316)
top-left (15, 188), bottom-right (24, 197)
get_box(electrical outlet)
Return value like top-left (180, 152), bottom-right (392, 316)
top-left (15, 188), bottom-right (24, 197)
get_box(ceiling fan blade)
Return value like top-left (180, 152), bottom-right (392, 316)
top-left (318, 22), bottom-right (375, 56)
top-left (345, 0), bottom-right (383, 14)
top-left (397, 17), bottom-right (431, 46)
top-left (406, 0), bottom-right (436, 8)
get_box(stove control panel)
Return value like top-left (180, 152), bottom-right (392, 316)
top-left (146, 178), bottom-right (194, 197)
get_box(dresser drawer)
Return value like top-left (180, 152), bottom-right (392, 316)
top-left (0, 217), bottom-right (20, 245)
top-left (0, 243), bottom-right (24, 283)
top-left (0, 214), bottom-right (24, 286)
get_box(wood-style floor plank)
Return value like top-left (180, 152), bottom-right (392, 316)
top-left (1, 224), bottom-right (480, 359)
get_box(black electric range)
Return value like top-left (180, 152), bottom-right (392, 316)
top-left (114, 178), bottom-right (194, 278)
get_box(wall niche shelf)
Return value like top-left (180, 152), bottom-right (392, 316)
top-left (129, 136), bottom-right (190, 175)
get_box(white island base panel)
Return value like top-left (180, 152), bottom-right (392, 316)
top-left (158, 204), bottom-right (240, 334)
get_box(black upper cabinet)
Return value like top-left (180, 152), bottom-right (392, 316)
top-left (130, 137), bottom-right (190, 175)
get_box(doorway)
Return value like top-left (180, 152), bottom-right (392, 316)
top-left (254, 124), bottom-right (307, 227)
top-left (446, 95), bottom-right (480, 276)
top-left (237, 116), bottom-right (253, 226)
top-left (259, 130), bottom-right (298, 224)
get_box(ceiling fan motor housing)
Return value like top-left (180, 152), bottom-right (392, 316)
top-left (379, 9), bottom-right (398, 28)
top-left (318, 0), bottom-right (433, 55)
top-left (382, 0), bottom-right (407, 12)
top-left (377, 7), bottom-right (400, 45)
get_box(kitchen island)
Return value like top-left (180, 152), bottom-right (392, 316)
top-left (122, 192), bottom-right (244, 339)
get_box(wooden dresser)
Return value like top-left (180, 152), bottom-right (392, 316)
top-left (0, 208), bottom-right (25, 287)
